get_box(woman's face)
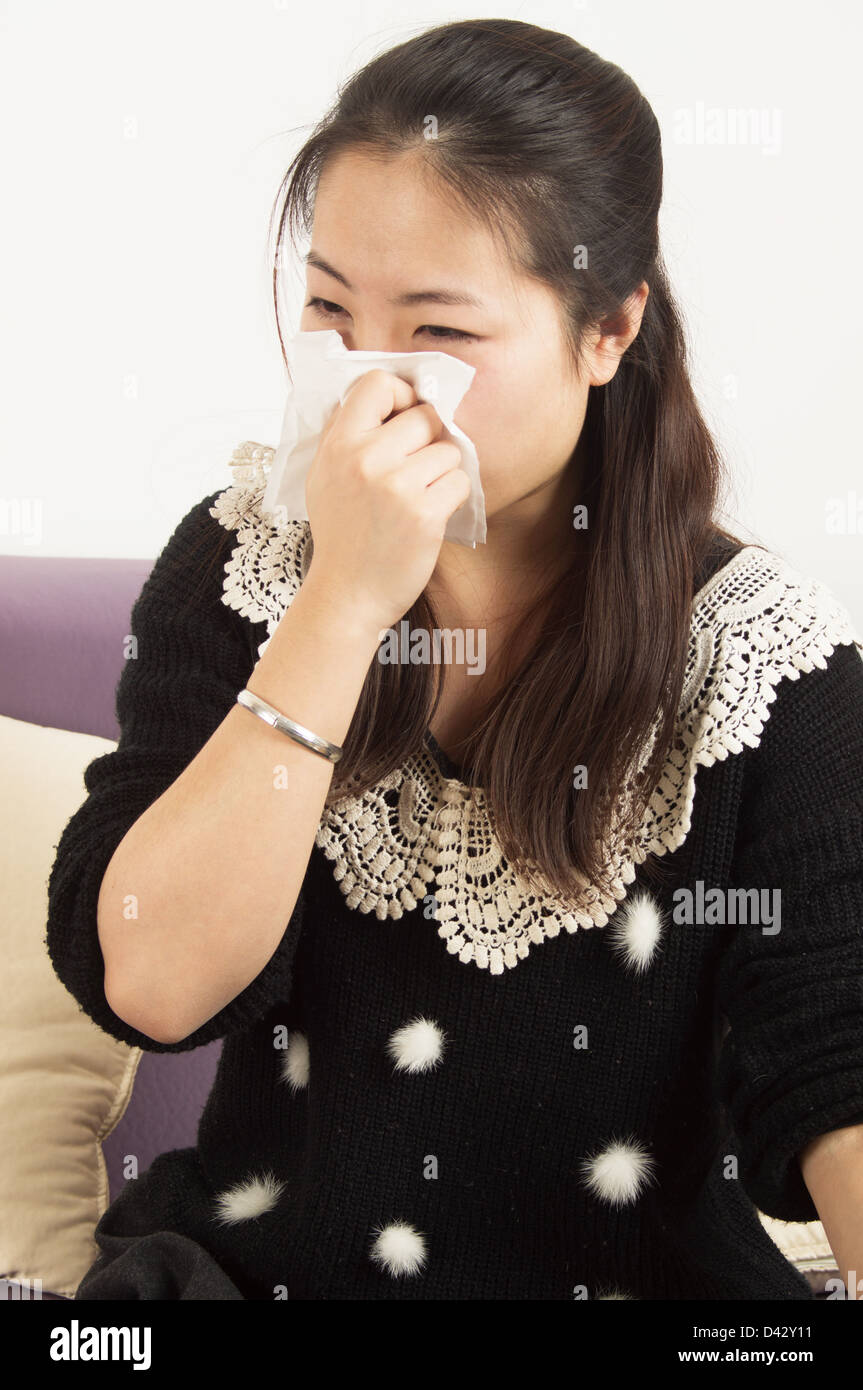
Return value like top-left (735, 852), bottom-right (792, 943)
top-left (299, 148), bottom-right (633, 536)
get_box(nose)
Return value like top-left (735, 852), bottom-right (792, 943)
top-left (334, 322), bottom-right (412, 356)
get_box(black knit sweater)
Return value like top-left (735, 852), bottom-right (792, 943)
top-left (46, 478), bottom-right (863, 1300)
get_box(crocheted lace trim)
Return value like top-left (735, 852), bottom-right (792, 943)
top-left (209, 442), bottom-right (863, 974)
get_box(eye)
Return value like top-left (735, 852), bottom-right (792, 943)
top-left (305, 296), bottom-right (478, 343)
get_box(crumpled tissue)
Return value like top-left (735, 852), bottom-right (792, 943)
top-left (260, 328), bottom-right (486, 547)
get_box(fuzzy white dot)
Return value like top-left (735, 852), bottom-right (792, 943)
top-left (596, 1288), bottom-right (635, 1299)
top-left (212, 1171), bottom-right (285, 1225)
top-left (369, 1221), bottom-right (428, 1277)
top-left (279, 1031), bottom-right (309, 1092)
top-left (607, 890), bottom-right (663, 972)
top-left (385, 1016), bottom-right (446, 1074)
top-left (580, 1137), bottom-right (656, 1206)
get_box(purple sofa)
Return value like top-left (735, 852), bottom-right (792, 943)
top-left (0, 552), bottom-right (222, 1299)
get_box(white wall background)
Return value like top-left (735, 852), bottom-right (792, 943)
top-left (1, 0), bottom-right (860, 622)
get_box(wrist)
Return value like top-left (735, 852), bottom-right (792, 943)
top-left (297, 570), bottom-right (388, 651)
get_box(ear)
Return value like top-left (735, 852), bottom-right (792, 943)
top-left (584, 281), bottom-right (650, 387)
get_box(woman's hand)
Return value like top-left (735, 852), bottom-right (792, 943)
top-left (302, 369), bottom-right (472, 633)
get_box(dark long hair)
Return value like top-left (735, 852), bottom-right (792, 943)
top-left (222, 19), bottom-right (754, 900)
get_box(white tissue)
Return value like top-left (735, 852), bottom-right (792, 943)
top-left (260, 329), bottom-right (486, 547)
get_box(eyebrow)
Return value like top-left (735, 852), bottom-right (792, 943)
top-left (304, 250), bottom-right (487, 310)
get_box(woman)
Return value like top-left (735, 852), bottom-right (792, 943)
top-left (47, 18), bottom-right (863, 1300)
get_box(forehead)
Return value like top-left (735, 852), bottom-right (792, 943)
top-left (310, 148), bottom-right (527, 310)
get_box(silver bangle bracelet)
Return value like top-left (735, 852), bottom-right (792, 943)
top-left (236, 688), bottom-right (344, 764)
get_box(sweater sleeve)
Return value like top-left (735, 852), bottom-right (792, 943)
top-left (715, 635), bottom-right (863, 1222)
top-left (45, 489), bottom-right (308, 1053)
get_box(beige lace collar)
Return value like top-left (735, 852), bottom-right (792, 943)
top-left (209, 442), bottom-right (863, 974)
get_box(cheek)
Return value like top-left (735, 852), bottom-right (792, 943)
top-left (454, 361), bottom-right (546, 480)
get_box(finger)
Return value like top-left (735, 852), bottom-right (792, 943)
top-left (337, 368), bottom-right (418, 432)
top-left (365, 399), bottom-right (448, 471)
top-left (394, 440), bottom-right (465, 492)
top-left (424, 463), bottom-right (472, 519)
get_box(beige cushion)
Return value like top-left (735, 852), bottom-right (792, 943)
top-left (758, 1211), bottom-right (836, 1272)
top-left (0, 714), bottom-right (140, 1299)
